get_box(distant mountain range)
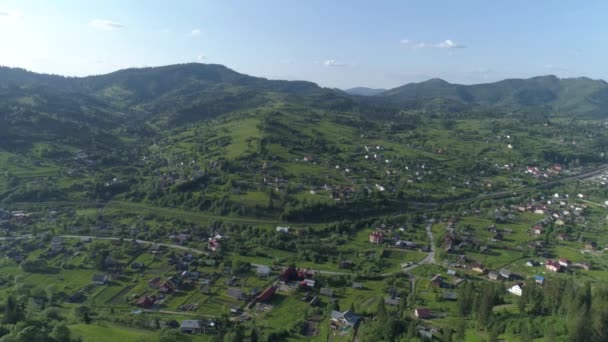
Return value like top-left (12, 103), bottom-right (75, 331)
top-left (380, 75), bottom-right (608, 118)
top-left (1, 62), bottom-right (607, 216)
top-left (0, 63), bottom-right (608, 130)
top-left (344, 87), bottom-right (387, 96)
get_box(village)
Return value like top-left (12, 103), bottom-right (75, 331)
top-left (0, 169), bottom-right (606, 341)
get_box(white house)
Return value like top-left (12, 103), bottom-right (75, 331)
top-left (276, 226), bottom-right (291, 233)
top-left (507, 284), bottom-right (523, 296)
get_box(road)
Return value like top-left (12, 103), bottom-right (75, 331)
top-left (401, 220), bottom-right (436, 273)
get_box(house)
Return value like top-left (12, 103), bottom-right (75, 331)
top-left (574, 262), bottom-right (591, 270)
top-left (414, 308), bottom-right (432, 319)
top-left (447, 269), bottom-right (457, 276)
top-left (395, 240), bottom-right (416, 249)
top-left (558, 258), bottom-right (570, 268)
top-left (255, 286), bottom-right (277, 303)
top-left (276, 226), bottom-right (291, 233)
top-left (471, 264), bottom-right (486, 274)
top-left (180, 320), bottom-right (203, 334)
top-left (584, 242), bottom-right (598, 250)
top-left (352, 282), bottom-right (363, 289)
top-left (227, 288), bottom-right (246, 301)
top-left (300, 279), bottom-right (316, 289)
top-left (320, 288), bottom-right (334, 297)
top-left (532, 225), bottom-right (543, 235)
top-left (385, 297), bottom-right (401, 306)
top-left (136, 296), bottom-right (154, 308)
top-left (207, 238), bottom-right (220, 252)
top-left (534, 275), bottom-right (545, 285)
top-left (256, 265), bottom-right (271, 277)
top-left (488, 271), bottom-right (499, 280)
top-left (91, 274), bottom-right (109, 285)
top-left (330, 310), bottom-right (361, 328)
top-left (525, 260), bottom-right (537, 267)
top-left (508, 284), bottom-right (523, 296)
top-left (546, 260), bottom-right (561, 272)
top-left (339, 260), bottom-right (354, 269)
top-left (499, 269), bottom-right (513, 280)
top-left (369, 231), bottom-right (384, 244)
top-left (430, 274), bottom-right (443, 288)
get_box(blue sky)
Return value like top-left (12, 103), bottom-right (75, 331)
top-left (0, 0), bottom-right (606, 88)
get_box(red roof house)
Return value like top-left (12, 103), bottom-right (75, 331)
top-left (369, 231), bottom-right (384, 244)
top-left (414, 308), bottom-right (431, 319)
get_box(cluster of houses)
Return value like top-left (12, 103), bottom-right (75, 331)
top-left (525, 164), bottom-right (564, 179)
top-left (367, 228), bottom-right (419, 250)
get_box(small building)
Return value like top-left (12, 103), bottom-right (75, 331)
top-left (300, 279), bottom-right (316, 289)
top-left (488, 271), bottom-right (499, 281)
top-left (136, 296), bottom-right (154, 308)
top-left (395, 240), bottom-right (416, 249)
top-left (534, 275), bottom-right (545, 285)
top-left (447, 269), bottom-right (457, 276)
top-left (499, 269), bottom-right (513, 280)
top-left (180, 320), bottom-right (202, 334)
top-left (508, 284), bottom-right (523, 296)
top-left (352, 282), bottom-right (363, 289)
top-left (558, 258), bottom-right (570, 268)
top-left (330, 310), bottom-right (361, 329)
top-left (369, 231), bottom-right (384, 244)
top-left (414, 308), bottom-right (431, 319)
top-left (525, 260), bottom-right (537, 267)
top-left (319, 288), bottom-right (334, 297)
top-left (585, 242), bottom-right (598, 250)
top-left (430, 274), bottom-right (443, 288)
top-left (385, 297), bottom-right (401, 306)
top-left (276, 226), bottom-right (291, 233)
top-left (256, 265), bottom-right (271, 277)
top-left (227, 288), bottom-right (246, 301)
top-left (471, 264), bottom-right (486, 274)
top-left (574, 262), bottom-right (591, 270)
top-left (546, 260), bottom-right (561, 272)
top-left (255, 285), bottom-right (277, 303)
top-left (91, 274), bottom-right (109, 285)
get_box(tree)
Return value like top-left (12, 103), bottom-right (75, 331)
top-left (51, 324), bottom-right (70, 342)
top-left (3, 295), bottom-right (24, 324)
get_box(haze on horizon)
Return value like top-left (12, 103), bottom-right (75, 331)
top-left (0, 0), bottom-right (606, 89)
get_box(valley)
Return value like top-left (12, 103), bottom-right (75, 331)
top-left (1, 64), bottom-right (608, 341)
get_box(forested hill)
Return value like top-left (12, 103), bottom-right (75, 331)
top-left (381, 75), bottom-right (608, 118)
top-left (1, 63), bottom-right (608, 222)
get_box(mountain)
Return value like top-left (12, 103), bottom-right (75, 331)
top-left (1, 63), bottom-right (607, 219)
top-left (344, 87), bottom-right (387, 96)
top-left (381, 75), bottom-right (608, 118)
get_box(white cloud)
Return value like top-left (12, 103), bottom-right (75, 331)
top-left (90, 19), bottom-right (124, 30)
top-left (435, 39), bottom-right (465, 49)
top-left (197, 55), bottom-right (206, 61)
top-left (324, 59), bottom-right (346, 67)
top-left (402, 39), bottom-right (466, 49)
top-left (0, 9), bottom-right (23, 18)
top-left (190, 28), bottom-right (201, 36)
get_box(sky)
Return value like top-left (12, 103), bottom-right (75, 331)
top-left (0, 0), bottom-right (607, 89)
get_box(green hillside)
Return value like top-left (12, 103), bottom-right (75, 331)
top-left (381, 75), bottom-right (608, 118)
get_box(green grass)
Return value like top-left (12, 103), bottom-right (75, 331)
top-left (69, 323), bottom-right (153, 342)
